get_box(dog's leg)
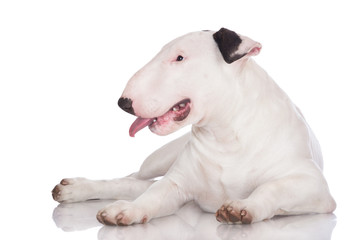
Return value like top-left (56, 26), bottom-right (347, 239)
top-left (96, 177), bottom-right (189, 226)
top-left (52, 177), bottom-right (154, 203)
top-left (130, 133), bottom-right (190, 180)
top-left (52, 133), bottom-right (190, 203)
top-left (216, 173), bottom-right (336, 224)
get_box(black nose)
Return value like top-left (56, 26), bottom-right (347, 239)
top-left (118, 97), bottom-right (135, 115)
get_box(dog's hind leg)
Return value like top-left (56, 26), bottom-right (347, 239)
top-left (130, 132), bottom-right (190, 180)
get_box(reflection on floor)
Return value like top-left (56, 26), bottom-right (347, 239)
top-left (53, 200), bottom-right (336, 240)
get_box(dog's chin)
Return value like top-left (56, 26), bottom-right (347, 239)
top-left (149, 117), bottom-right (191, 136)
top-left (149, 122), bottom-right (185, 136)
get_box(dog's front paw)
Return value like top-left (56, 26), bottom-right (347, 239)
top-left (52, 178), bottom-right (94, 203)
top-left (215, 201), bottom-right (253, 224)
top-left (96, 200), bottom-right (149, 226)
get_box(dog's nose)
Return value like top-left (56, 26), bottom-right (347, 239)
top-left (118, 97), bottom-right (135, 115)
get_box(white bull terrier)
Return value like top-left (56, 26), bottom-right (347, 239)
top-left (52, 28), bottom-right (336, 226)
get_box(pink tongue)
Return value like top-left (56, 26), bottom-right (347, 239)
top-left (129, 117), bottom-right (154, 137)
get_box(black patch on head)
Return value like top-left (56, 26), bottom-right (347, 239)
top-left (213, 28), bottom-right (246, 64)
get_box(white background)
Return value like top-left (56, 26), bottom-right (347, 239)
top-left (0, 0), bottom-right (358, 239)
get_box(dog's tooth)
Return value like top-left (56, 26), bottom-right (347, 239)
top-left (172, 107), bottom-right (179, 112)
top-left (179, 103), bottom-right (186, 108)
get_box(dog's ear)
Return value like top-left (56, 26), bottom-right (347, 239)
top-left (213, 28), bottom-right (262, 64)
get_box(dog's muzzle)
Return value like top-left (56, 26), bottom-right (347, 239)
top-left (118, 97), bottom-right (191, 137)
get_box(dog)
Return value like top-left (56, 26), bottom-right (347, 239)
top-left (52, 28), bottom-right (336, 226)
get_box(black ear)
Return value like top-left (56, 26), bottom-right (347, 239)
top-left (213, 28), bottom-right (262, 64)
top-left (213, 28), bottom-right (245, 63)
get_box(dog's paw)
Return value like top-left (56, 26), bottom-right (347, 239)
top-left (52, 178), bottom-right (94, 203)
top-left (96, 200), bottom-right (149, 226)
top-left (215, 201), bottom-right (253, 224)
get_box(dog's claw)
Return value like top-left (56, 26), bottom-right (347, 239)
top-left (51, 185), bottom-right (61, 201)
top-left (216, 205), bottom-right (252, 224)
top-left (60, 179), bottom-right (70, 185)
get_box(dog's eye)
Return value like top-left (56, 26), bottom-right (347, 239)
top-left (176, 55), bottom-right (184, 61)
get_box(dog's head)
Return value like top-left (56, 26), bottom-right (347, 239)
top-left (118, 28), bottom-right (261, 137)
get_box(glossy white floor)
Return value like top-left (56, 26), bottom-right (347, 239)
top-left (2, 185), bottom-right (357, 240)
top-left (1, 0), bottom-right (358, 239)
top-left (52, 200), bottom-right (337, 240)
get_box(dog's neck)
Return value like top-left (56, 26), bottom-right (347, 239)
top-left (191, 59), bottom-right (291, 153)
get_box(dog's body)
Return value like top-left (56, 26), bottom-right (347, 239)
top-left (52, 28), bottom-right (336, 226)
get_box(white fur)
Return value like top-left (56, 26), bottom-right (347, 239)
top-left (53, 30), bottom-right (336, 226)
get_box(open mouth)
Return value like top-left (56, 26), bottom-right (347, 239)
top-left (129, 99), bottom-right (191, 137)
